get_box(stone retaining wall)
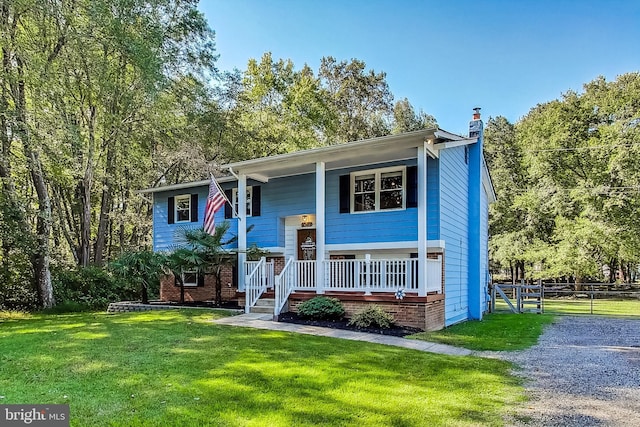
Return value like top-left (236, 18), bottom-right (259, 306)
top-left (106, 302), bottom-right (242, 314)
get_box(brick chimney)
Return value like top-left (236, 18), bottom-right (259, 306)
top-left (469, 107), bottom-right (482, 138)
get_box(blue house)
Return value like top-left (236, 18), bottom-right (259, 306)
top-left (141, 110), bottom-right (495, 330)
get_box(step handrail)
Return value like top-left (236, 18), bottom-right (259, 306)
top-left (245, 257), bottom-right (267, 313)
top-left (274, 257), bottom-right (295, 316)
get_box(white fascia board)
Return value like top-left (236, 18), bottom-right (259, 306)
top-left (248, 173), bottom-right (269, 183)
top-left (434, 129), bottom-right (467, 141)
top-left (137, 176), bottom-right (236, 194)
top-left (223, 129), bottom-right (439, 173)
top-left (436, 137), bottom-right (478, 150)
top-left (325, 240), bottom-right (445, 252)
top-left (482, 159), bottom-right (497, 202)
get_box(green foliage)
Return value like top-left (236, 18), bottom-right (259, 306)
top-left (52, 267), bottom-right (137, 310)
top-left (410, 313), bottom-right (555, 351)
top-left (110, 251), bottom-right (164, 304)
top-left (487, 73), bottom-right (640, 283)
top-left (297, 296), bottom-right (345, 320)
top-left (0, 311), bottom-right (522, 426)
top-left (348, 305), bottom-right (395, 329)
top-left (166, 223), bottom-right (243, 305)
top-left (40, 301), bottom-right (89, 314)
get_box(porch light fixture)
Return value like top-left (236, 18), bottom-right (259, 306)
top-left (301, 215), bottom-right (313, 228)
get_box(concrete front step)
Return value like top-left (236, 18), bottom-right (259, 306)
top-left (254, 298), bottom-right (275, 307)
top-left (250, 306), bottom-right (275, 314)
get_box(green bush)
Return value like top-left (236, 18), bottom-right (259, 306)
top-left (297, 296), bottom-right (345, 320)
top-left (348, 305), bottom-right (395, 329)
top-left (41, 301), bottom-right (89, 314)
top-left (52, 266), bottom-right (138, 310)
top-left (0, 258), bottom-right (39, 311)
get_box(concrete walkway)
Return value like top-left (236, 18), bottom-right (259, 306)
top-left (214, 313), bottom-right (472, 356)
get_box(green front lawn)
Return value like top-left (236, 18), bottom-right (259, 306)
top-left (409, 313), bottom-right (555, 351)
top-left (1, 310), bottom-right (522, 426)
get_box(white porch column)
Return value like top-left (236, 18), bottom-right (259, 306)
top-left (315, 161), bottom-right (325, 294)
top-left (238, 173), bottom-right (247, 291)
top-left (417, 145), bottom-right (428, 297)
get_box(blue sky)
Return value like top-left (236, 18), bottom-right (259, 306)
top-left (199, 0), bottom-right (640, 134)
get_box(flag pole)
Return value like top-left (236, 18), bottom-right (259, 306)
top-left (210, 173), bottom-right (240, 220)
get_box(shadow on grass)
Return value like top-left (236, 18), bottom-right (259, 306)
top-left (0, 310), bottom-right (521, 426)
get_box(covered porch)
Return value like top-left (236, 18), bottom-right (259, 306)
top-left (244, 255), bottom-right (443, 316)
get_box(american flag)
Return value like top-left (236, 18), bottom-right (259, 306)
top-left (204, 176), bottom-right (226, 235)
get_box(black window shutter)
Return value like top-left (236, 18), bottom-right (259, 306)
top-left (168, 197), bottom-right (175, 224)
top-left (339, 175), bottom-right (350, 213)
top-left (224, 189), bottom-right (233, 218)
top-left (197, 273), bottom-right (205, 287)
top-left (407, 166), bottom-right (418, 208)
top-left (252, 186), bottom-right (261, 216)
top-left (174, 273), bottom-right (179, 287)
top-left (190, 194), bottom-right (198, 222)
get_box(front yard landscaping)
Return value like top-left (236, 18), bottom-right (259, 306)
top-left (1, 309), bottom-right (522, 426)
top-left (409, 313), bottom-right (556, 351)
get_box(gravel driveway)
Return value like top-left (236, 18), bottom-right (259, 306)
top-left (493, 316), bottom-right (640, 426)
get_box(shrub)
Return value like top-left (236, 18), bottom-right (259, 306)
top-left (297, 296), bottom-right (345, 320)
top-left (348, 305), bottom-right (395, 329)
top-left (52, 266), bottom-right (138, 310)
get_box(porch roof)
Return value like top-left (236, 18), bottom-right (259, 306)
top-left (224, 128), bottom-right (473, 180)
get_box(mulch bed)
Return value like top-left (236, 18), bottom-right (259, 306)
top-left (277, 312), bottom-right (423, 337)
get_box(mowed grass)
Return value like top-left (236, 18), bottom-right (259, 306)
top-left (542, 298), bottom-right (640, 318)
top-left (0, 310), bottom-right (522, 426)
top-left (409, 313), bottom-right (555, 351)
top-left (492, 298), bottom-right (640, 318)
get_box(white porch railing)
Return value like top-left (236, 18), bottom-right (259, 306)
top-left (294, 260), bottom-right (316, 290)
top-left (325, 258), bottom-right (420, 293)
top-left (248, 256), bottom-right (443, 314)
top-left (245, 257), bottom-right (271, 313)
top-left (274, 257), bottom-right (296, 315)
top-left (245, 259), bottom-right (274, 288)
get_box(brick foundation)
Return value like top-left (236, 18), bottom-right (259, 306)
top-left (160, 265), bottom-right (238, 303)
top-left (287, 292), bottom-right (445, 331)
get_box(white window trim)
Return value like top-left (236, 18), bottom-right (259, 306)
top-left (232, 187), bottom-right (253, 218)
top-left (350, 166), bottom-right (406, 214)
top-left (182, 271), bottom-right (199, 287)
top-left (175, 194), bottom-right (191, 223)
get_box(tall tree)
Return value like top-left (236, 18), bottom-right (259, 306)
top-left (392, 98), bottom-right (437, 133)
top-left (319, 56), bottom-right (393, 142)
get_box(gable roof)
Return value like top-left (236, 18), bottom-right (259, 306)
top-left (224, 128), bottom-right (474, 181)
top-left (139, 128), bottom-right (494, 196)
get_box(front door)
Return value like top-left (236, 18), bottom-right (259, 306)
top-left (297, 229), bottom-right (316, 260)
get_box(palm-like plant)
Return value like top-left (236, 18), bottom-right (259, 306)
top-left (173, 222), bottom-right (237, 306)
top-left (110, 251), bottom-right (164, 304)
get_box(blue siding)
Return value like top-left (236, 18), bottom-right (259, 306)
top-left (326, 160), bottom-right (439, 245)
top-left (154, 159), bottom-right (441, 252)
top-left (427, 157), bottom-right (440, 240)
top-left (439, 146), bottom-right (470, 325)
top-left (246, 174), bottom-right (315, 248)
top-left (153, 185), bottom-right (220, 252)
top-left (480, 185), bottom-right (489, 313)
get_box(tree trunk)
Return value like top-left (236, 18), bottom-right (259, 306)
top-left (14, 55), bottom-right (55, 308)
top-left (510, 262), bottom-right (514, 285)
top-left (78, 106), bottom-right (96, 267)
top-left (94, 143), bottom-right (115, 266)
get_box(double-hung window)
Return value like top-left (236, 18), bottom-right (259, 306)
top-left (351, 166), bottom-right (406, 213)
top-left (175, 194), bottom-right (192, 223)
top-left (182, 271), bottom-right (198, 287)
top-left (232, 187), bottom-right (253, 217)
